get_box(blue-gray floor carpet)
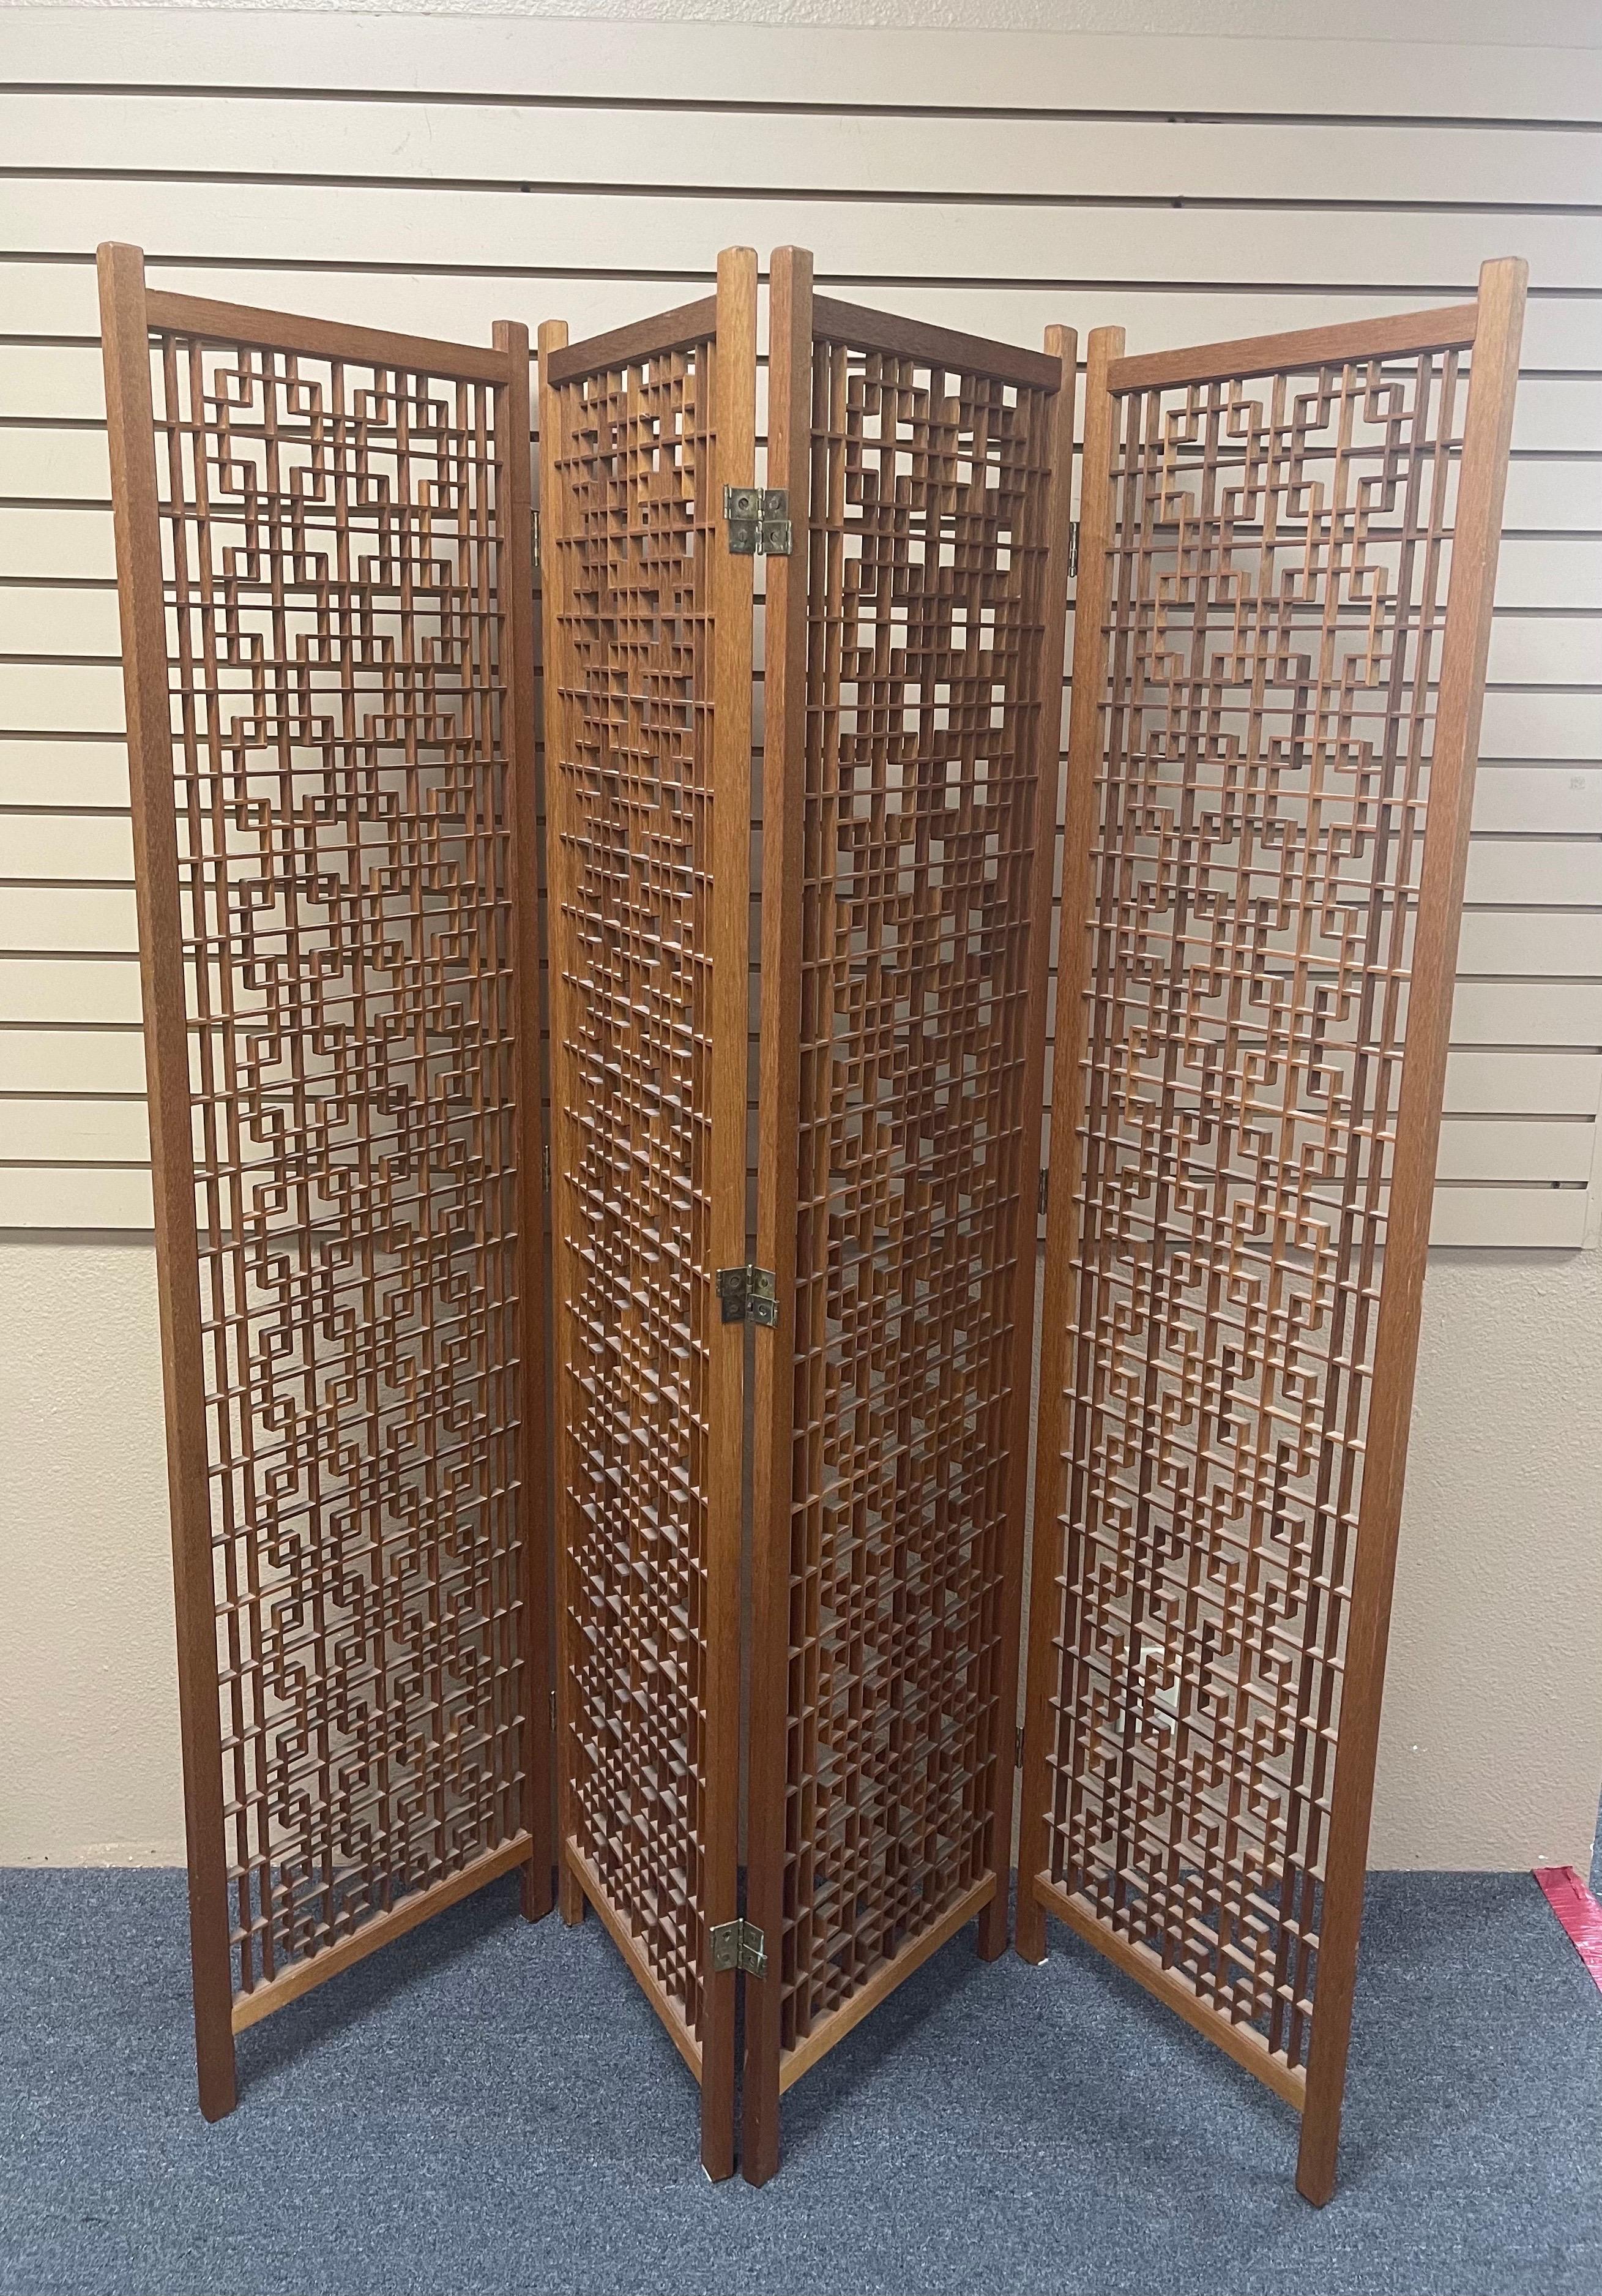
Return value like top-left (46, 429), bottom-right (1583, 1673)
top-left (1, 1864), bottom-right (1598, 2296)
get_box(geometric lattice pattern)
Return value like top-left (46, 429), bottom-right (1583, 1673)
top-left (777, 340), bottom-right (1059, 2056)
top-left (149, 331), bottom-right (534, 2000)
top-left (1038, 350), bottom-right (1469, 2073)
top-left (544, 337), bottom-right (722, 2051)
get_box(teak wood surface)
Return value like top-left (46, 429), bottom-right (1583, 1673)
top-left (99, 245), bottom-right (551, 2117)
top-left (744, 253), bottom-right (1077, 2185)
top-left (1018, 261), bottom-right (1527, 2207)
top-left (537, 252), bottom-right (758, 2183)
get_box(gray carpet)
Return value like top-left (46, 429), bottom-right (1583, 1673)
top-left (1, 1863), bottom-right (1598, 2296)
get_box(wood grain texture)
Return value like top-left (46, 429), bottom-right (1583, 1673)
top-left (543, 297), bottom-right (721, 386)
top-left (810, 294), bottom-right (1062, 389)
top-left (1106, 301), bottom-right (1480, 393)
top-left (142, 286), bottom-right (509, 382)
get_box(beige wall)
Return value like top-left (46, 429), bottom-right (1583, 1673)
top-left (2, 1233), bottom-right (1598, 1872)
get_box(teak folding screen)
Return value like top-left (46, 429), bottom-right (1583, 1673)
top-left (105, 228), bottom-right (1522, 2202)
top-left (98, 244), bottom-right (550, 2119)
top-left (1019, 263), bottom-right (1526, 2208)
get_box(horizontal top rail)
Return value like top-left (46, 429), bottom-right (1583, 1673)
top-left (141, 285), bottom-right (513, 386)
top-left (1106, 299), bottom-right (1481, 395)
top-left (810, 293), bottom-right (1062, 392)
top-left (543, 294), bottom-right (719, 385)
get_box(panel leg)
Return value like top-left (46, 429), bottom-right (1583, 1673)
top-left (520, 1850), bottom-right (553, 1924)
top-left (1295, 2106), bottom-right (1339, 2207)
top-left (699, 1970), bottom-right (737, 2183)
top-left (559, 1860), bottom-right (586, 1926)
top-left (1015, 1877), bottom-right (1048, 1966)
top-left (741, 2012), bottom-right (782, 2187)
top-left (977, 1891), bottom-right (1011, 1962)
top-left (195, 2015), bottom-right (238, 2122)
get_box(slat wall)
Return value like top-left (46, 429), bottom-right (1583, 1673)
top-left (2, 12), bottom-right (1600, 1246)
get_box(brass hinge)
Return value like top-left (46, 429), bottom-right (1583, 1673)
top-left (1037, 1167), bottom-right (1049, 1217)
top-left (710, 1917), bottom-right (767, 1978)
top-left (542, 1141), bottom-right (551, 1192)
top-left (724, 485), bottom-right (792, 556)
top-left (1067, 520), bottom-right (1080, 580)
top-left (717, 1263), bottom-right (778, 1326)
top-left (531, 509), bottom-right (541, 575)
top-left (1015, 1726), bottom-right (1025, 1768)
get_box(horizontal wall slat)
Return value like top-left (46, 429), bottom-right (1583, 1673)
top-left (3, 1095), bottom-right (148, 1160)
top-left (4, 181), bottom-right (1595, 289)
top-left (10, 92), bottom-right (1602, 209)
top-left (1429, 1186), bottom-right (1589, 1248)
top-left (8, 10), bottom-right (1601, 122)
top-left (0, 1161), bottom-right (152, 1228)
top-left (1437, 1115), bottom-right (1598, 1183)
top-left (1442, 1049), bottom-right (1602, 1116)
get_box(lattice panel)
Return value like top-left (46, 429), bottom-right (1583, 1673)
top-left (1039, 349), bottom-right (1470, 2072)
top-left (145, 329), bottom-right (535, 2000)
top-left (776, 342), bottom-right (1059, 2053)
top-left (545, 341), bottom-right (722, 2048)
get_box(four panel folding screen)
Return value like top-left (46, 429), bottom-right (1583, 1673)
top-left (98, 237), bottom-right (1525, 2203)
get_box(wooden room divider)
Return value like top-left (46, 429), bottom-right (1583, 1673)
top-left (98, 244), bottom-right (551, 2120)
top-left (105, 232), bottom-right (1522, 2204)
top-left (1017, 261), bottom-right (1526, 2209)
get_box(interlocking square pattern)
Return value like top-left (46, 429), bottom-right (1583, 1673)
top-left (777, 343), bottom-right (1059, 2056)
top-left (545, 341), bottom-right (723, 2049)
top-left (1041, 351), bottom-right (1469, 2073)
top-left (149, 333), bottom-right (532, 2000)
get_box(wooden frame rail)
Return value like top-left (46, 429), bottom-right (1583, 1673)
top-left (99, 242), bottom-right (552, 2118)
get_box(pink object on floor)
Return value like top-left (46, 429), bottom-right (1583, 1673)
top-left (1534, 1864), bottom-right (1602, 1994)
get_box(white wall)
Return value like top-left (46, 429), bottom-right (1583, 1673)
top-left (1, 0), bottom-right (1600, 1873)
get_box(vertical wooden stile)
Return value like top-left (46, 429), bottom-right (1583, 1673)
top-left (1296, 255), bottom-right (1527, 2206)
top-left (98, 238), bottom-right (238, 2124)
top-left (745, 242), bottom-right (814, 2188)
top-left (978, 320), bottom-right (1078, 1965)
top-left (494, 316), bottom-right (555, 1923)
top-left (534, 317), bottom-right (586, 1932)
top-left (702, 242), bottom-right (760, 2185)
top-left (1015, 324), bottom-right (1123, 1970)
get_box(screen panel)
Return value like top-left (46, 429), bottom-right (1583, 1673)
top-left (98, 244), bottom-right (550, 2118)
top-left (536, 252), bottom-right (756, 2182)
top-left (745, 263), bottom-right (1075, 2182)
top-left (1019, 266), bottom-right (1526, 2203)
